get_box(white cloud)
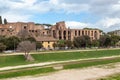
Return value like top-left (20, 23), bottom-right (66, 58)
top-left (1, 0), bottom-right (120, 18)
top-left (97, 18), bottom-right (120, 28)
top-left (2, 12), bottom-right (32, 22)
top-left (66, 17), bottom-right (120, 32)
top-left (66, 21), bottom-right (92, 29)
top-left (0, 0), bottom-right (120, 32)
top-left (60, 3), bottom-right (90, 13)
top-left (95, 17), bottom-right (120, 32)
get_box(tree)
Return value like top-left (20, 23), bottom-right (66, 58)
top-left (91, 40), bottom-right (99, 47)
top-left (4, 18), bottom-right (7, 24)
top-left (58, 40), bottom-right (66, 49)
top-left (0, 36), bottom-right (6, 44)
top-left (36, 42), bottom-right (43, 50)
top-left (17, 29), bottom-right (30, 40)
top-left (0, 16), bottom-right (2, 24)
top-left (116, 41), bottom-right (120, 47)
top-left (17, 41), bottom-right (36, 61)
top-left (111, 35), bottom-right (120, 46)
top-left (4, 36), bottom-right (21, 50)
top-left (73, 35), bottom-right (91, 48)
top-left (0, 43), bottom-right (6, 52)
top-left (53, 42), bottom-right (58, 49)
top-left (99, 35), bottom-right (112, 47)
top-left (65, 40), bottom-right (73, 49)
top-left (73, 37), bottom-right (81, 48)
top-left (84, 35), bottom-right (91, 47)
top-left (26, 37), bottom-right (36, 42)
top-left (43, 24), bottom-right (52, 29)
top-left (104, 36), bottom-right (111, 47)
top-left (99, 35), bottom-right (106, 47)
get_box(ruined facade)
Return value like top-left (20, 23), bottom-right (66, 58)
top-left (0, 21), bottom-right (101, 41)
top-left (108, 30), bottom-right (120, 36)
top-left (0, 22), bottom-right (44, 37)
top-left (0, 21), bottom-right (101, 49)
top-left (50, 21), bottom-right (101, 41)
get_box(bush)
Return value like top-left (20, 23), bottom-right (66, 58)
top-left (0, 43), bottom-right (6, 52)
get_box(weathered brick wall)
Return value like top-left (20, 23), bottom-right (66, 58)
top-left (0, 21), bottom-right (101, 41)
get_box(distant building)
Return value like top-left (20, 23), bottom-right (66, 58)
top-left (51, 21), bottom-right (101, 41)
top-left (108, 30), bottom-right (120, 36)
top-left (0, 21), bottom-right (101, 49)
top-left (35, 36), bottom-right (58, 49)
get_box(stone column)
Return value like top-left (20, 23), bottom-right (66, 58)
top-left (66, 30), bottom-right (68, 40)
top-left (61, 30), bottom-right (64, 40)
top-left (80, 30), bottom-right (82, 36)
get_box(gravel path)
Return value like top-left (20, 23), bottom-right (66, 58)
top-left (4, 63), bottom-right (120, 80)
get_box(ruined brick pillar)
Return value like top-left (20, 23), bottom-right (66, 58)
top-left (62, 31), bottom-right (63, 40)
top-left (66, 30), bottom-right (68, 40)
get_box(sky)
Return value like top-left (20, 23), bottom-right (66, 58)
top-left (0, 0), bottom-right (120, 32)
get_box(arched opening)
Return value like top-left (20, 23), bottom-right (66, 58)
top-left (79, 30), bottom-right (80, 36)
top-left (94, 31), bottom-right (97, 40)
top-left (59, 31), bottom-right (62, 39)
top-left (63, 30), bottom-right (66, 40)
top-left (53, 30), bottom-right (56, 38)
top-left (75, 30), bottom-right (77, 36)
top-left (85, 31), bottom-right (87, 35)
top-left (91, 31), bottom-right (93, 36)
top-left (82, 31), bottom-right (84, 35)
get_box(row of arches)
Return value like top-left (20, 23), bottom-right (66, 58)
top-left (52, 30), bottom-right (99, 40)
top-left (74, 30), bottom-right (98, 39)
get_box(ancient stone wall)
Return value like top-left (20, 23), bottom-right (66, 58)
top-left (0, 21), bottom-right (101, 41)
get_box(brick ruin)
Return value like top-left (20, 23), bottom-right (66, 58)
top-left (0, 21), bottom-right (101, 41)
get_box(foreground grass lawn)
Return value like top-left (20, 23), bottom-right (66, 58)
top-left (1, 57), bottom-right (120, 79)
top-left (98, 73), bottom-right (120, 80)
top-left (0, 55), bottom-right (32, 67)
top-left (64, 57), bottom-right (120, 69)
top-left (0, 67), bottom-right (55, 79)
top-left (0, 49), bottom-right (120, 67)
top-left (32, 49), bottom-right (120, 62)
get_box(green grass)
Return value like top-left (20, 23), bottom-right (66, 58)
top-left (1, 57), bottom-right (120, 79)
top-left (32, 49), bottom-right (120, 62)
top-left (0, 67), bottom-right (55, 79)
top-left (0, 55), bottom-right (32, 67)
top-left (0, 49), bottom-right (120, 67)
top-left (98, 73), bottom-right (120, 80)
top-left (64, 57), bottom-right (120, 69)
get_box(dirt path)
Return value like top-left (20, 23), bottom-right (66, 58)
top-left (4, 63), bottom-right (120, 80)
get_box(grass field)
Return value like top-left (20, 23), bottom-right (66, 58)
top-left (0, 49), bottom-right (120, 67)
top-left (64, 57), bottom-right (120, 69)
top-left (0, 67), bottom-right (55, 79)
top-left (32, 49), bottom-right (120, 62)
top-left (1, 57), bottom-right (120, 79)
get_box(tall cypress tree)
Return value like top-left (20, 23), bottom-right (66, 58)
top-left (4, 18), bottom-right (7, 24)
top-left (0, 16), bottom-right (2, 24)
